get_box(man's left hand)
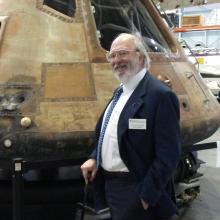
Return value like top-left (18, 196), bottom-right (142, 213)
top-left (141, 199), bottom-right (149, 210)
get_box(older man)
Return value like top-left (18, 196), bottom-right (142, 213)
top-left (81, 33), bottom-right (181, 220)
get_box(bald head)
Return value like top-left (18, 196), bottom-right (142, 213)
top-left (110, 34), bottom-right (136, 50)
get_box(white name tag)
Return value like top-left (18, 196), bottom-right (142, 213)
top-left (128, 119), bottom-right (147, 130)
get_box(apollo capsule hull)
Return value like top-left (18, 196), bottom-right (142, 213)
top-left (0, 0), bottom-right (219, 161)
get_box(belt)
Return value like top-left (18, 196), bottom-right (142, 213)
top-left (101, 168), bottom-right (135, 180)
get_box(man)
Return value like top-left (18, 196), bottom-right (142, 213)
top-left (81, 33), bottom-right (181, 220)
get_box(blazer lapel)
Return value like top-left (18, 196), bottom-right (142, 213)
top-left (118, 73), bottom-right (151, 142)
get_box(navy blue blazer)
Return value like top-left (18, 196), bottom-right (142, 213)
top-left (91, 72), bottom-right (181, 218)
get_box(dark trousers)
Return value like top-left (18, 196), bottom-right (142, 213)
top-left (103, 171), bottom-right (159, 220)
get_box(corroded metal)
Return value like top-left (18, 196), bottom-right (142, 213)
top-left (0, 0), bottom-right (219, 160)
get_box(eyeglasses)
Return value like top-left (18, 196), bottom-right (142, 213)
top-left (106, 49), bottom-right (139, 62)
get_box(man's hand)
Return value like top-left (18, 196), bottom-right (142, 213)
top-left (141, 199), bottom-right (149, 210)
top-left (80, 159), bottom-right (97, 184)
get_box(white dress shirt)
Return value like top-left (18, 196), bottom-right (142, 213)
top-left (101, 68), bottom-right (147, 172)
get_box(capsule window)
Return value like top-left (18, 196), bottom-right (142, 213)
top-left (43, 0), bottom-right (76, 17)
top-left (91, 0), bottom-right (169, 52)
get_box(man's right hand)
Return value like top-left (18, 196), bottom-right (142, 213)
top-left (80, 159), bottom-right (97, 184)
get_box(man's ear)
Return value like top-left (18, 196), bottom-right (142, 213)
top-left (139, 54), bottom-right (144, 64)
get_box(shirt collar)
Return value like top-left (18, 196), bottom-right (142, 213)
top-left (122, 68), bottom-right (146, 93)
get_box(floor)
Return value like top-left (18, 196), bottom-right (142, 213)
top-left (177, 127), bottom-right (220, 220)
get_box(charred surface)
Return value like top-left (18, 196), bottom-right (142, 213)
top-left (0, 131), bottom-right (93, 160)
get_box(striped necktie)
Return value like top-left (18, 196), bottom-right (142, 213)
top-left (96, 87), bottom-right (123, 168)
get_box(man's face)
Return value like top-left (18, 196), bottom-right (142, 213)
top-left (108, 37), bottom-right (144, 84)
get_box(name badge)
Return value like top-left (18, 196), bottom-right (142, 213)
top-left (128, 119), bottom-right (147, 130)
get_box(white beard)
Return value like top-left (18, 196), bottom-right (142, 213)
top-left (114, 72), bottom-right (127, 84)
top-left (113, 70), bottom-right (136, 84)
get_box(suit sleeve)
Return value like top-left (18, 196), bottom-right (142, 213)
top-left (138, 90), bottom-right (181, 206)
top-left (89, 114), bottom-right (104, 160)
